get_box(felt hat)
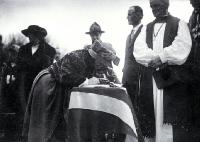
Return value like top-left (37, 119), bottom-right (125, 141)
top-left (21, 25), bottom-right (47, 39)
top-left (85, 22), bottom-right (105, 34)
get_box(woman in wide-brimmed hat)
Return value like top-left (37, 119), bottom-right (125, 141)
top-left (21, 25), bottom-right (47, 40)
top-left (22, 40), bottom-right (120, 142)
top-left (16, 25), bottom-right (56, 113)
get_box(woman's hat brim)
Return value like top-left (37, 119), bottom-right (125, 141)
top-left (21, 29), bottom-right (31, 37)
top-left (21, 25), bottom-right (47, 39)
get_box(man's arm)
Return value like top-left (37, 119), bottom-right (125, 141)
top-left (159, 20), bottom-right (192, 65)
top-left (133, 26), bottom-right (158, 67)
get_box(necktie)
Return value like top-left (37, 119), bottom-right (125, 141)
top-left (130, 29), bottom-right (135, 40)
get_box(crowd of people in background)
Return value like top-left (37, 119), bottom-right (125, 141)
top-left (0, 0), bottom-right (199, 142)
top-left (0, 25), bottom-right (58, 141)
top-left (22, 22), bottom-right (121, 142)
top-left (0, 22), bottom-right (121, 142)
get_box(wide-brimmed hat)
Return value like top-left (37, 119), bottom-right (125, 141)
top-left (21, 25), bottom-right (47, 39)
top-left (85, 22), bottom-right (105, 34)
top-left (88, 40), bottom-right (120, 68)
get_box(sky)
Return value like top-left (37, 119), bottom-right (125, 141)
top-left (0, 0), bottom-right (193, 80)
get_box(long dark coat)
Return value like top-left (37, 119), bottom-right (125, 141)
top-left (16, 41), bottom-right (56, 112)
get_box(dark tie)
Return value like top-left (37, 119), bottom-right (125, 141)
top-left (130, 29), bottom-right (135, 40)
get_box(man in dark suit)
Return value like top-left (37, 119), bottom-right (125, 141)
top-left (122, 5), bottom-right (143, 109)
top-left (122, 6), bottom-right (144, 142)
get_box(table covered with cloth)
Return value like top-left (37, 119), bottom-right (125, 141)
top-left (66, 85), bottom-right (138, 142)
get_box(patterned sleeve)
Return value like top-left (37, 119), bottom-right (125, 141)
top-left (59, 51), bottom-right (87, 87)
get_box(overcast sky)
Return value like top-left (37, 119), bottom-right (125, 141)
top-left (0, 0), bottom-right (193, 79)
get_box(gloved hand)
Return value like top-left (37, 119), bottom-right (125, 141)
top-left (79, 77), bottom-right (100, 87)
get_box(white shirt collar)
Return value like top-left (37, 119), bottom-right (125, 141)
top-left (132, 23), bottom-right (142, 33)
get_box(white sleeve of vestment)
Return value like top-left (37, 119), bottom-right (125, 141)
top-left (133, 26), bottom-right (157, 67)
top-left (159, 20), bottom-right (192, 65)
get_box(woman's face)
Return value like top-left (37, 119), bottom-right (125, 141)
top-left (28, 34), bottom-right (40, 45)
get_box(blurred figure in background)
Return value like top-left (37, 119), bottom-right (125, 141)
top-left (0, 35), bottom-right (5, 67)
top-left (0, 44), bottom-right (21, 142)
top-left (2, 44), bottom-right (19, 112)
top-left (0, 35), bottom-right (5, 97)
top-left (0, 34), bottom-right (5, 115)
top-left (188, 0), bottom-right (200, 141)
top-left (17, 25), bottom-right (56, 113)
top-left (0, 34), bottom-right (5, 98)
top-left (0, 34), bottom-right (6, 141)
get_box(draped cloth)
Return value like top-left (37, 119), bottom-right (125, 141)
top-left (67, 86), bottom-right (138, 142)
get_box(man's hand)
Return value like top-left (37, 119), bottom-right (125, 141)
top-left (148, 56), bottom-right (162, 68)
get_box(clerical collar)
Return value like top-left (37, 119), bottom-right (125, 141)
top-left (154, 14), bottom-right (169, 23)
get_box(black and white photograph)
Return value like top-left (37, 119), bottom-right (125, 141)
top-left (0, 0), bottom-right (199, 142)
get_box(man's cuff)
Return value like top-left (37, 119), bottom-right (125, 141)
top-left (159, 52), bottom-right (167, 63)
